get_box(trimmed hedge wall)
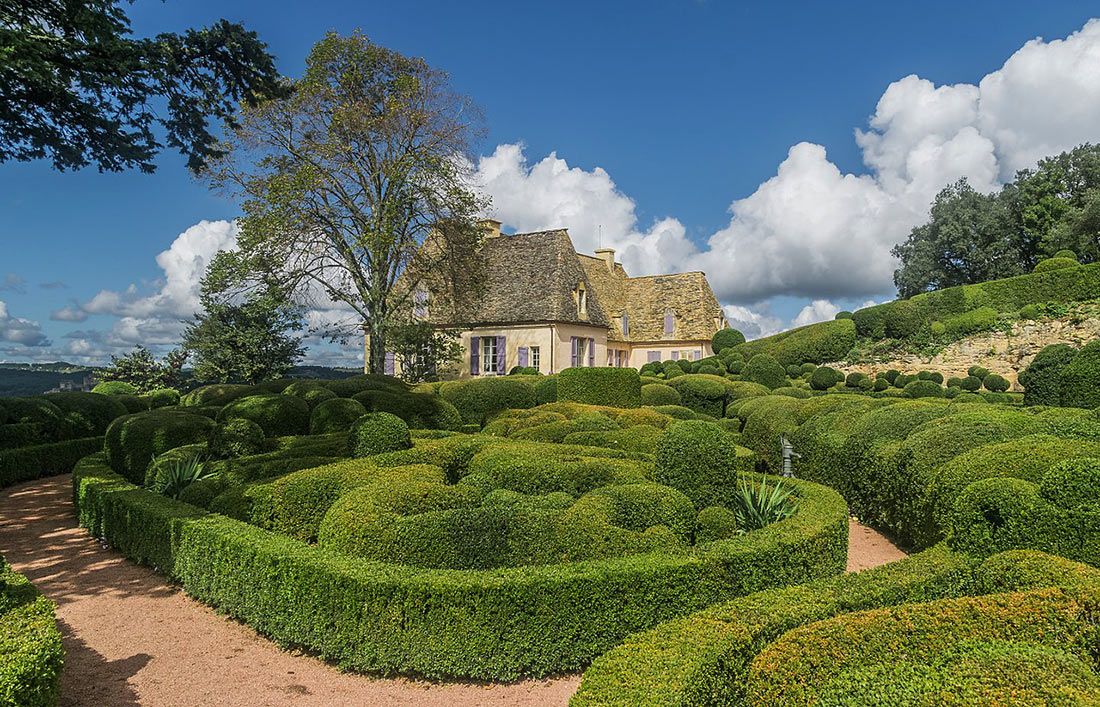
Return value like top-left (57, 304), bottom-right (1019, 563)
top-left (732, 319), bottom-right (856, 367)
top-left (557, 368), bottom-right (642, 409)
top-left (72, 451), bottom-right (846, 680)
top-left (439, 377), bottom-right (537, 425)
top-left (0, 436), bottom-right (104, 489)
top-left (0, 555), bottom-right (63, 707)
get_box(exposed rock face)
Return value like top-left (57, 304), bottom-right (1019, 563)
top-left (828, 317), bottom-right (1100, 391)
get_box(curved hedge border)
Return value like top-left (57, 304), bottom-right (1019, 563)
top-left (572, 548), bottom-right (1100, 706)
top-left (0, 436), bottom-right (103, 489)
top-left (72, 452), bottom-right (847, 680)
top-left (0, 556), bottom-right (63, 707)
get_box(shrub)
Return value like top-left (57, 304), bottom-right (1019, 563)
top-left (91, 380), bottom-right (137, 396)
top-left (557, 367), bottom-right (642, 408)
top-left (309, 397), bottom-right (368, 435)
top-left (282, 380), bottom-right (338, 409)
top-left (207, 418), bottom-right (265, 459)
top-left (668, 374), bottom-right (736, 417)
top-left (180, 384), bottom-right (256, 407)
top-left (943, 306), bottom-right (998, 337)
top-left (930, 320), bottom-right (946, 336)
top-left (742, 354), bottom-right (785, 389)
top-left (44, 391), bottom-right (127, 437)
top-left (655, 420), bottom-right (755, 509)
top-left (534, 375), bottom-right (557, 405)
top-left (114, 394), bottom-right (150, 413)
top-left (735, 319), bottom-right (856, 367)
top-left (647, 405), bottom-right (698, 420)
top-left (903, 380), bottom-right (944, 399)
top-left (959, 375), bottom-right (982, 392)
top-left (1059, 340), bottom-right (1100, 409)
top-left (0, 398), bottom-right (63, 442)
top-left (712, 328), bottom-right (746, 352)
top-left (0, 436), bottom-right (103, 488)
top-left (845, 372), bottom-right (868, 388)
top-left (810, 366), bottom-right (843, 391)
top-left (696, 505), bottom-right (738, 542)
top-left (834, 310), bottom-right (853, 320)
top-left (983, 373), bottom-right (1010, 392)
top-left (893, 373), bottom-right (916, 388)
top-left (217, 394), bottom-right (310, 437)
top-left (1033, 256), bottom-right (1078, 273)
top-left (885, 300), bottom-right (921, 338)
top-left (917, 370), bottom-right (944, 384)
top-left (143, 388), bottom-right (180, 409)
top-left (1019, 343), bottom-right (1077, 406)
top-left (349, 412), bottom-right (411, 458)
top-left (1038, 458), bottom-right (1100, 509)
top-left (104, 410), bottom-right (214, 484)
top-left (852, 305), bottom-right (887, 338)
top-left (641, 383), bottom-right (680, 406)
top-left (883, 369), bottom-right (900, 385)
top-left (873, 377), bottom-right (888, 392)
top-left (1018, 303), bottom-right (1040, 320)
top-left (324, 374), bottom-right (408, 398)
top-left (968, 365), bottom-right (990, 380)
top-left (785, 365), bottom-right (802, 379)
top-left (946, 376), bottom-right (964, 388)
top-left (439, 378), bottom-right (537, 425)
top-left (0, 556), bottom-right (64, 707)
top-left (1054, 250), bottom-right (1079, 261)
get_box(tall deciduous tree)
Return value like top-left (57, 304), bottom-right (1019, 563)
top-left (203, 31), bottom-right (487, 374)
top-left (1, 0), bottom-right (285, 172)
top-left (182, 286), bottom-right (306, 384)
top-left (97, 346), bottom-right (187, 392)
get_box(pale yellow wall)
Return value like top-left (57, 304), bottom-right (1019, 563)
top-left (457, 325), bottom-right (556, 377)
top-left (551, 323), bottom-right (609, 372)
top-left (625, 341), bottom-right (713, 368)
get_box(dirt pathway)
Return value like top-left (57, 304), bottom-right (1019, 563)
top-left (0, 475), bottom-right (905, 706)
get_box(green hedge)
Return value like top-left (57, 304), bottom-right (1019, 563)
top-left (0, 555), bottom-right (63, 707)
top-left (572, 548), bottom-right (1100, 707)
top-left (557, 368), bottom-right (642, 409)
top-left (655, 421), bottom-right (757, 509)
top-left (640, 383), bottom-right (680, 406)
top-left (104, 410), bottom-right (215, 484)
top-left (72, 449), bottom-right (846, 680)
top-left (180, 384), bottom-right (256, 407)
top-left (0, 398), bottom-right (63, 443)
top-left (439, 377), bottom-right (537, 425)
top-left (1020, 343), bottom-right (1077, 405)
top-left (733, 319), bottom-right (855, 366)
top-left (308, 397), bottom-right (367, 435)
top-left (43, 392), bottom-right (127, 437)
top-left (217, 394), bottom-right (310, 437)
top-left (0, 436), bottom-right (104, 488)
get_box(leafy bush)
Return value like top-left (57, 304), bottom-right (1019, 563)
top-left (44, 391), bottom-right (127, 437)
top-left (640, 383), bottom-right (680, 406)
top-left (983, 373), bottom-right (1010, 392)
top-left (885, 300), bottom-right (921, 338)
top-left (1033, 256), bottom-right (1078, 273)
top-left (968, 365), bottom-right (990, 380)
top-left (557, 367), bottom-right (642, 408)
top-left (348, 412), bottom-right (411, 458)
top-left (667, 374), bottom-right (736, 417)
top-left (696, 505), bottom-right (738, 542)
top-left (845, 372), bottom-right (867, 388)
top-left (92, 380), bottom-right (137, 395)
top-left (1019, 343), bottom-right (1077, 406)
top-left (1059, 340), bottom-right (1100, 409)
top-left (712, 327), bottom-right (746, 352)
top-left (917, 370), bottom-right (944, 384)
top-left (1054, 250), bottom-right (1079, 261)
top-left (0, 398), bottom-right (63, 442)
top-left (439, 377), bottom-right (537, 425)
top-left (207, 418), bottom-right (265, 459)
top-left (0, 436), bottom-right (103, 489)
top-left (309, 397), bottom-right (367, 435)
top-left (217, 394), bottom-right (310, 437)
top-left (960, 375), bottom-right (982, 391)
top-left (852, 305), bottom-right (887, 338)
top-left (104, 410), bottom-right (215, 484)
top-left (903, 380), bottom-right (944, 398)
top-left (0, 555), bottom-right (63, 707)
top-left (733, 319), bottom-right (856, 366)
top-left (742, 354), bottom-right (785, 389)
top-left (143, 388), bottom-right (180, 408)
top-left (180, 383), bottom-right (256, 407)
top-left (533, 375), bottom-right (557, 405)
top-left (943, 306), bottom-right (998, 337)
top-left (810, 366), bottom-right (843, 391)
top-left (1038, 458), bottom-right (1100, 509)
top-left (655, 420), bottom-right (755, 509)
top-left (873, 377), bottom-right (888, 392)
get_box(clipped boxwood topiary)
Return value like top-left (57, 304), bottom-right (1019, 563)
top-left (903, 380), bottom-right (944, 399)
top-left (349, 412), bottom-right (412, 458)
top-left (885, 300), bottom-right (921, 338)
top-left (668, 374), bottom-right (736, 417)
top-left (557, 367), bottom-right (642, 408)
top-left (810, 366), bottom-right (844, 391)
top-left (91, 380), bottom-right (138, 396)
top-left (917, 371), bottom-right (944, 384)
top-left (1053, 249), bottom-right (1078, 261)
top-left (712, 327), bottom-right (746, 353)
top-left (1033, 256), bottom-right (1078, 273)
top-left (1059, 340), bottom-right (1100, 409)
top-left (845, 372), bottom-right (868, 388)
top-left (742, 354), bottom-right (785, 389)
top-left (0, 397), bottom-right (64, 442)
top-left (142, 388), bottom-right (180, 409)
top-left (439, 377), bottom-right (537, 425)
top-left (208, 418), bottom-right (266, 459)
top-left (534, 375), bottom-right (557, 405)
top-left (104, 410), bottom-right (215, 484)
top-left (968, 365), bottom-right (990, 381)
top-left (655, 420), bottom-right (754, 509)
top-left (180, 384), bottom-right (256, 407)
top-left (217, 394), bottom-right (310, 437)
top-left (309, 397), bottom-right (368, 435)
top-left (641, 383), bottom-right (681, 406)
top-left (959, 375), bottom-right (982, 392)
top-left (982, 373), bottom-right (1009, 392)
top-left (1019, 343), bottom-right (1076, 406)
top-left (695, 505), bottom-right (738, 542)
top-left (45, 391), bottom-right (127, 437)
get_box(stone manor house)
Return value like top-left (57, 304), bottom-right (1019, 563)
top-left (371, 220), bottom-right (728, 377)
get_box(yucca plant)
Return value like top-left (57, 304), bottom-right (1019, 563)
top-left (150, 456), bottom-right (214, 499)
top-left (732, 476), bottom-right (798, 534)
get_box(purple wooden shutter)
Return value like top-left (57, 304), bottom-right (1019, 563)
top-left (384, 352), bottom-right (395, 376)
top-left (470, 337), bottom-right (480, 376)
top-left (571, 337), bottom-right (578, 367)
top-left (587, 338), bottom-right (594, 367)
top-left (647, 351), bottom-right (661, 363)
top-left (496, 336), bottom-right (506, 374)
top-left (664, 310), bottom-right (674, 335)
top-left (517, 346), bottom-right (528, 367)
top-left (672, 350), bottom-right (679, 360)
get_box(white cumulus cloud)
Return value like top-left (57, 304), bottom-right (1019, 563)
top-left (791, 299), bottom-right (842, 328)
top-left (0, 301), bottom-right (49, 347)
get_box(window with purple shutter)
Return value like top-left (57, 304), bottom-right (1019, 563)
top-left (571, 337), bottom-right (579, 367)
top-left (664, 310), bottom-right (675, 335)
top-left (470, 337), bottom-right (480, 376)
top-left (647, 351), bottom-right (661, 363)
top-left (587, 338), bottom-right (594, 367)
top-left (517, 347), bottom-right (528, 367)
top-left (496, 336), bottom-right (506, 374)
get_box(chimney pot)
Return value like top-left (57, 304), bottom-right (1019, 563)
top-left (594, 248), bottom-right (616, 272)
top-left (479, 218), bottom-right (502, 238)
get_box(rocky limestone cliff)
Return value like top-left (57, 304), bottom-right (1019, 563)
top-left (828, 316), bottom-right (1100, 392)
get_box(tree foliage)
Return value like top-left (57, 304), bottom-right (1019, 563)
top-left (894, 144), bottom-right (1100, 297)
top-left (1, 0), bottom-right (286, 173)
top-left (386, 320), bottom-right (463, 383)
top-left (182, 286), bottom-right (306, 384)
top-left (202, 31), bottom-right (487, 375)
top-left (97, 346), bottom-right (186, 392)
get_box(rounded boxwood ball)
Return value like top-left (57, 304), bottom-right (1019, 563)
top-left (845, 372), bottom-right (867, 388)
top-left (349, 412), bottom-right (412, 458)
top-left (959, 375), bottom-right (982, 392)
top-left (696, 505), bottom-right (738, 542)
top-left (641, 383), bottom-right (681, 406)
top-left (712, 327), bottom-right (746, 353)
top-left (742, 354), bottom-right (785, 389)
top-left (810, 366), bottom-right (844, 391)
top-left (143, 388), bottom-right (180, 409)
top-left (310, 397), bottom-right (368, 435)
top-left (105, 410), bottom-right (215, 484)
top-left (903, 380), bottom-right (944, 399)
top-left (982, 373), bottom-right (1010, 393)
top-left (968, 366), bottom-right (990, 381)
top-left (917, 371), bottom-right (944, 384)
top-left (1053, 249), bottom-right (1078, 261)
top-left (1033, 256), bottom-right (1078, 273)
top-left (873, 377), bottom-right (888, 392)
top-left (44, 391), bottom-right (127, 437)
top-left (208, 418), bottom-right (266, 459)
top-left (1059, 340), bottom-right (1100, 408)
top-left (92, 380), bottom-right (138, 396)
top-left (655, 420), bottom-right (749, 509)
top-left (217, 394), bottom-right (310, 437)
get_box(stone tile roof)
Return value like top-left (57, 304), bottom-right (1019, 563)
top-left (427, 227), bottom-right (725, 343)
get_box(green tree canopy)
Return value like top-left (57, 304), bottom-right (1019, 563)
top-left (1, 0), bottom-right (285, 172)
top-left (202, 31), bottom-right (487, 375)
top-left (97, 345), bottom-right (187, 392)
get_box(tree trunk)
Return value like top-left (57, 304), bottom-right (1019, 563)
top-left (367, 316), bottom-right (387, 375)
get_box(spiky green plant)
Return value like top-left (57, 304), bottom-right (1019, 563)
top-left (150, 456), bottom-right (214, 499)
top-left (732, 476), bottom-right (798, 534)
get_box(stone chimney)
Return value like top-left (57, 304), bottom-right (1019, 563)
top-left (479, 218), bottom-right (502, 239)
top-left (594, 248), bottom-right (616, 272)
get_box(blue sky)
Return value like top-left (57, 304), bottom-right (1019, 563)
top-left (3, 1), bottom-right (1100, 365)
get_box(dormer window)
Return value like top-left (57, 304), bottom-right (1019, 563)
top-left (621, 311), bottom-right (629, 336)
top-left (575, 283), bottom-right (587, 315)
top-left (664, 309), bottom-right (675, 335)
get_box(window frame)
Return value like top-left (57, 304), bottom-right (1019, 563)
top-left (530, 345), bottom-right (540, 372)
top-left (480, 336), bottom-right (498, 376)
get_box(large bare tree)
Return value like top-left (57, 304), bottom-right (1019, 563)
top-left (203, 31), bottom-right (487, 373)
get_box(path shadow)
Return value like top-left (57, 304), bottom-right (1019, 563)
top-left (59, 618), bottom-right (148, 707)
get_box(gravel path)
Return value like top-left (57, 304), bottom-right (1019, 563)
top-left (0, 475), bottom-right (906, 707)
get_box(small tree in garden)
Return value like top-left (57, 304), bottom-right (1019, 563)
top-left (182, 285), bottom-right (306, 384)
top-left (202, 31), bottom-right (487, 375)
top-left (386, 320), bottom-right (463, 383)
top-left (97, 346), bottom-right (187, 393)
